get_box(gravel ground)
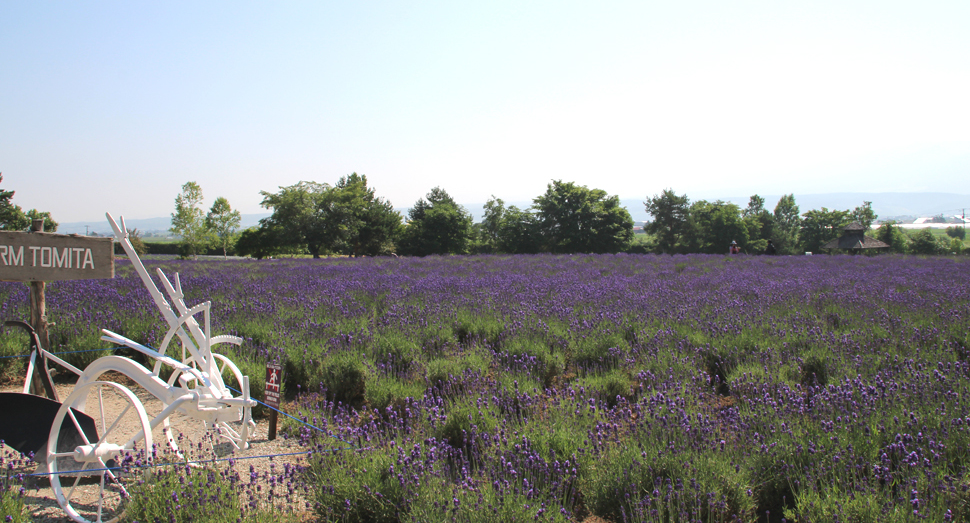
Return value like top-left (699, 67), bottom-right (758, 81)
top-left (2, 375), bottom-right (312, 522)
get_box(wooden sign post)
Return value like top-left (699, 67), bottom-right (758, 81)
top-left (264, 362), bottom-right (283, 440)
top-left (0, 220), bottom-right (114, 397)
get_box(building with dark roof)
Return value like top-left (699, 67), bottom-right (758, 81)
top-left (822, 222), bottom-right (889, 251)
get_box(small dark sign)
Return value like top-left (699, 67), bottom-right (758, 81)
top-left (264, 363), bottom-right (283, 409)
top-left (0, 231), bottom-right (114, 282)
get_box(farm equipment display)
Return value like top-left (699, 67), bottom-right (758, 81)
top-left (0, 212), bottom-right (256, 523)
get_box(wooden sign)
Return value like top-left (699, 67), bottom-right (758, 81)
top-left (0, 231), bottom-right (114, 282)
top-left (264, 363), bottom-right (282, 409)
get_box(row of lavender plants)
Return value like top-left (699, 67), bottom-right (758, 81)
top-left (3, 253), bottom-right (970, 522)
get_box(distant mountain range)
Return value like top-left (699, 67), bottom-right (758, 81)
top-left (57, 192), bottom-right (970, 236)
top-left (58, 214), bottom-right (272, 236)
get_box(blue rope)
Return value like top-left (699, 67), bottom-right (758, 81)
top-left (225, 384), bottom-right (358, 449)
top-left (0, 346), bottom-right (121, 360)
top-left (22, 447), bottom-right (359, 478)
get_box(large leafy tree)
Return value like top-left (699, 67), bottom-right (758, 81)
top-left (742, 194), bottom-right (773, 253)
top-left (398, 187), bottom-right (473, 256)
top-left (171, 181), bottom-right (212, 258)
top-left (875, 221), bottom-right (908, 253)
top-left (257, 181), bottom-right (331, 257)
top-left (479, 196), bottom-right (507, 253)
top-left (533, 180), bottom-right (633, 254)
top-left (235, 226), bottom-right (292, 259)
top-left (772, 194), bottom-right (801, 255)
top-left (206, 196), bottom-right (242, 258)
top-left (251, 175), bottom-right (401, 258)
top-left (499, 206), bottom-right (541, 254)
top-left (481, 196), bottom-right (541, 254)
top-left (327, 173), bottom-right (401, 257)
top-left (644, 189), bottom-right (690, 254)
top-left (850, 201), bottom-right (877, 231)
top-left (685, 200), bottom-right (749, 254)
top-left (800, 207), bottom-right (851, 253)
top-left (0, 174), bottom-right (57, 231)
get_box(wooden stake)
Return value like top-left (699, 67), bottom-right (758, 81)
top-left (28, 219), bottom-right (56, 399)
top-left (268, 409), bottom-right (279, 441)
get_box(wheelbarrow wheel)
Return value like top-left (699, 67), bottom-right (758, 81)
top-left (47, 380), bottom-right (153, 523)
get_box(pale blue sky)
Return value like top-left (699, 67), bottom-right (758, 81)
top-left (2, 1), bottom-right (968, 222)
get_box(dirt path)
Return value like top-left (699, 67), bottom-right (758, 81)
top-left (2, 376), bottom-right (311, 522)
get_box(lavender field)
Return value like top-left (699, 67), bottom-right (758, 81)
top-left (3, 253), bottom-right (970, 522)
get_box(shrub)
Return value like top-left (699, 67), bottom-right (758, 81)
top-left (310, 448), bottom-right (405, 523)
top-left (800, 353), bottom-right (828, 387)
top-left (571, 332), bottom-right (628, 374)
top-left (908, 229), bottom-right (945, 255)
top-left (453, 311), bottom-right (505, 348)
top-left (946, 225), bottom-right (966, 240)
top-left (0, 449), bottom-right (29, 523)
top-left (500, 338), bottom-right (565, 388)
top-left (585, 449), bottom-right (755, 522)
top-left (436, 398), bottom-right (498, 449)
top-left (316, 351), bottom-right (368, 408)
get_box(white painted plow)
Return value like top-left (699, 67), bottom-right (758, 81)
top-left (0, 212), bottom-right (256, 523)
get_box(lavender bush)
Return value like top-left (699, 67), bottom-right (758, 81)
top-left (0, 447), bottom-right (29, 523)
top-left (3, 253), bottom-right (970, 522)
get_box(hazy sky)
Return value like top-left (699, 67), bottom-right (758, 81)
top-left (2, 1), bottom-right (968, 223)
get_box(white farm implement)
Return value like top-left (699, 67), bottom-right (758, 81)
top-left (0, 212), bottom-right (256, 523)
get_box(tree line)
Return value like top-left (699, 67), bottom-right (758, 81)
top-left (224, 176), bottom-right (635, 258)
top-left (0, 174), bottom-right (960, 257)
top-left (176, 175), bottom-right (963, 258)
top-left (644, 189), bottom-right (964, 255)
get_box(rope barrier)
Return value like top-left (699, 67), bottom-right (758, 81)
top-left (20, 446), bottom-right (360, 478)
top-left (225, 384), bottom-right (359, 449)
top-left (0, 346), bottom-right (122, 360)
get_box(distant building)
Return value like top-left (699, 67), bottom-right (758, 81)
top-left (822, 222), bottom-right (889, 252)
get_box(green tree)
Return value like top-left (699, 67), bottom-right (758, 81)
top-left (25, 209), bottom-right (58, 232)
top-left (532, 180), bottom-right (633, 254)
top-left (772, 194), bottom-right (801, 254)
top-left (644, 189), bottom-right (690, 254)
top-left (742, 194), bottom-right (773, 253)
top-left (909, 229), bottom-right (945, 255)
top-left (257, 181), bottom-right (331, 257)
top-left (686, 200), bottom-right (750, 254)
top-left (499, 205), bottom-right (541, 254)
top-left (950, 237), bottom-right (964, 255)
top-left (0, 173), bottom-right (27, 231)
top-left (205, 197), bottom-right (242, 259)
top-left (800, 207), bottom-right (851, 253)
top-left (327, 173), bottom-right (401, 257)
top-left (171, 181), bottom-right (212, 258)
top-left (875, 221), bottom-right (908, 253)
top-left (849, 201), bottom-right (877, 231)
top-left (397, 187), bottom-right (473, 256)
top-left (480, 196), bottom-right (507, 253)
top-left (945, 226), bottom-right (966, 240)
top-left (126, 228), bottom-right (148, 256)
top-left (253, 175), bottom-right (401, 258)
top-left (0, 174), bottom-right (57, 231)
top-left (234, 226), bottom-right (291, 259)
top-left (479, 196), bottom-right (542, 254)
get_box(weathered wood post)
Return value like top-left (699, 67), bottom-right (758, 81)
top-left (28, 219), bottom-right (50, 351)
top-left (27, 219), bottom-right (54, 398)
